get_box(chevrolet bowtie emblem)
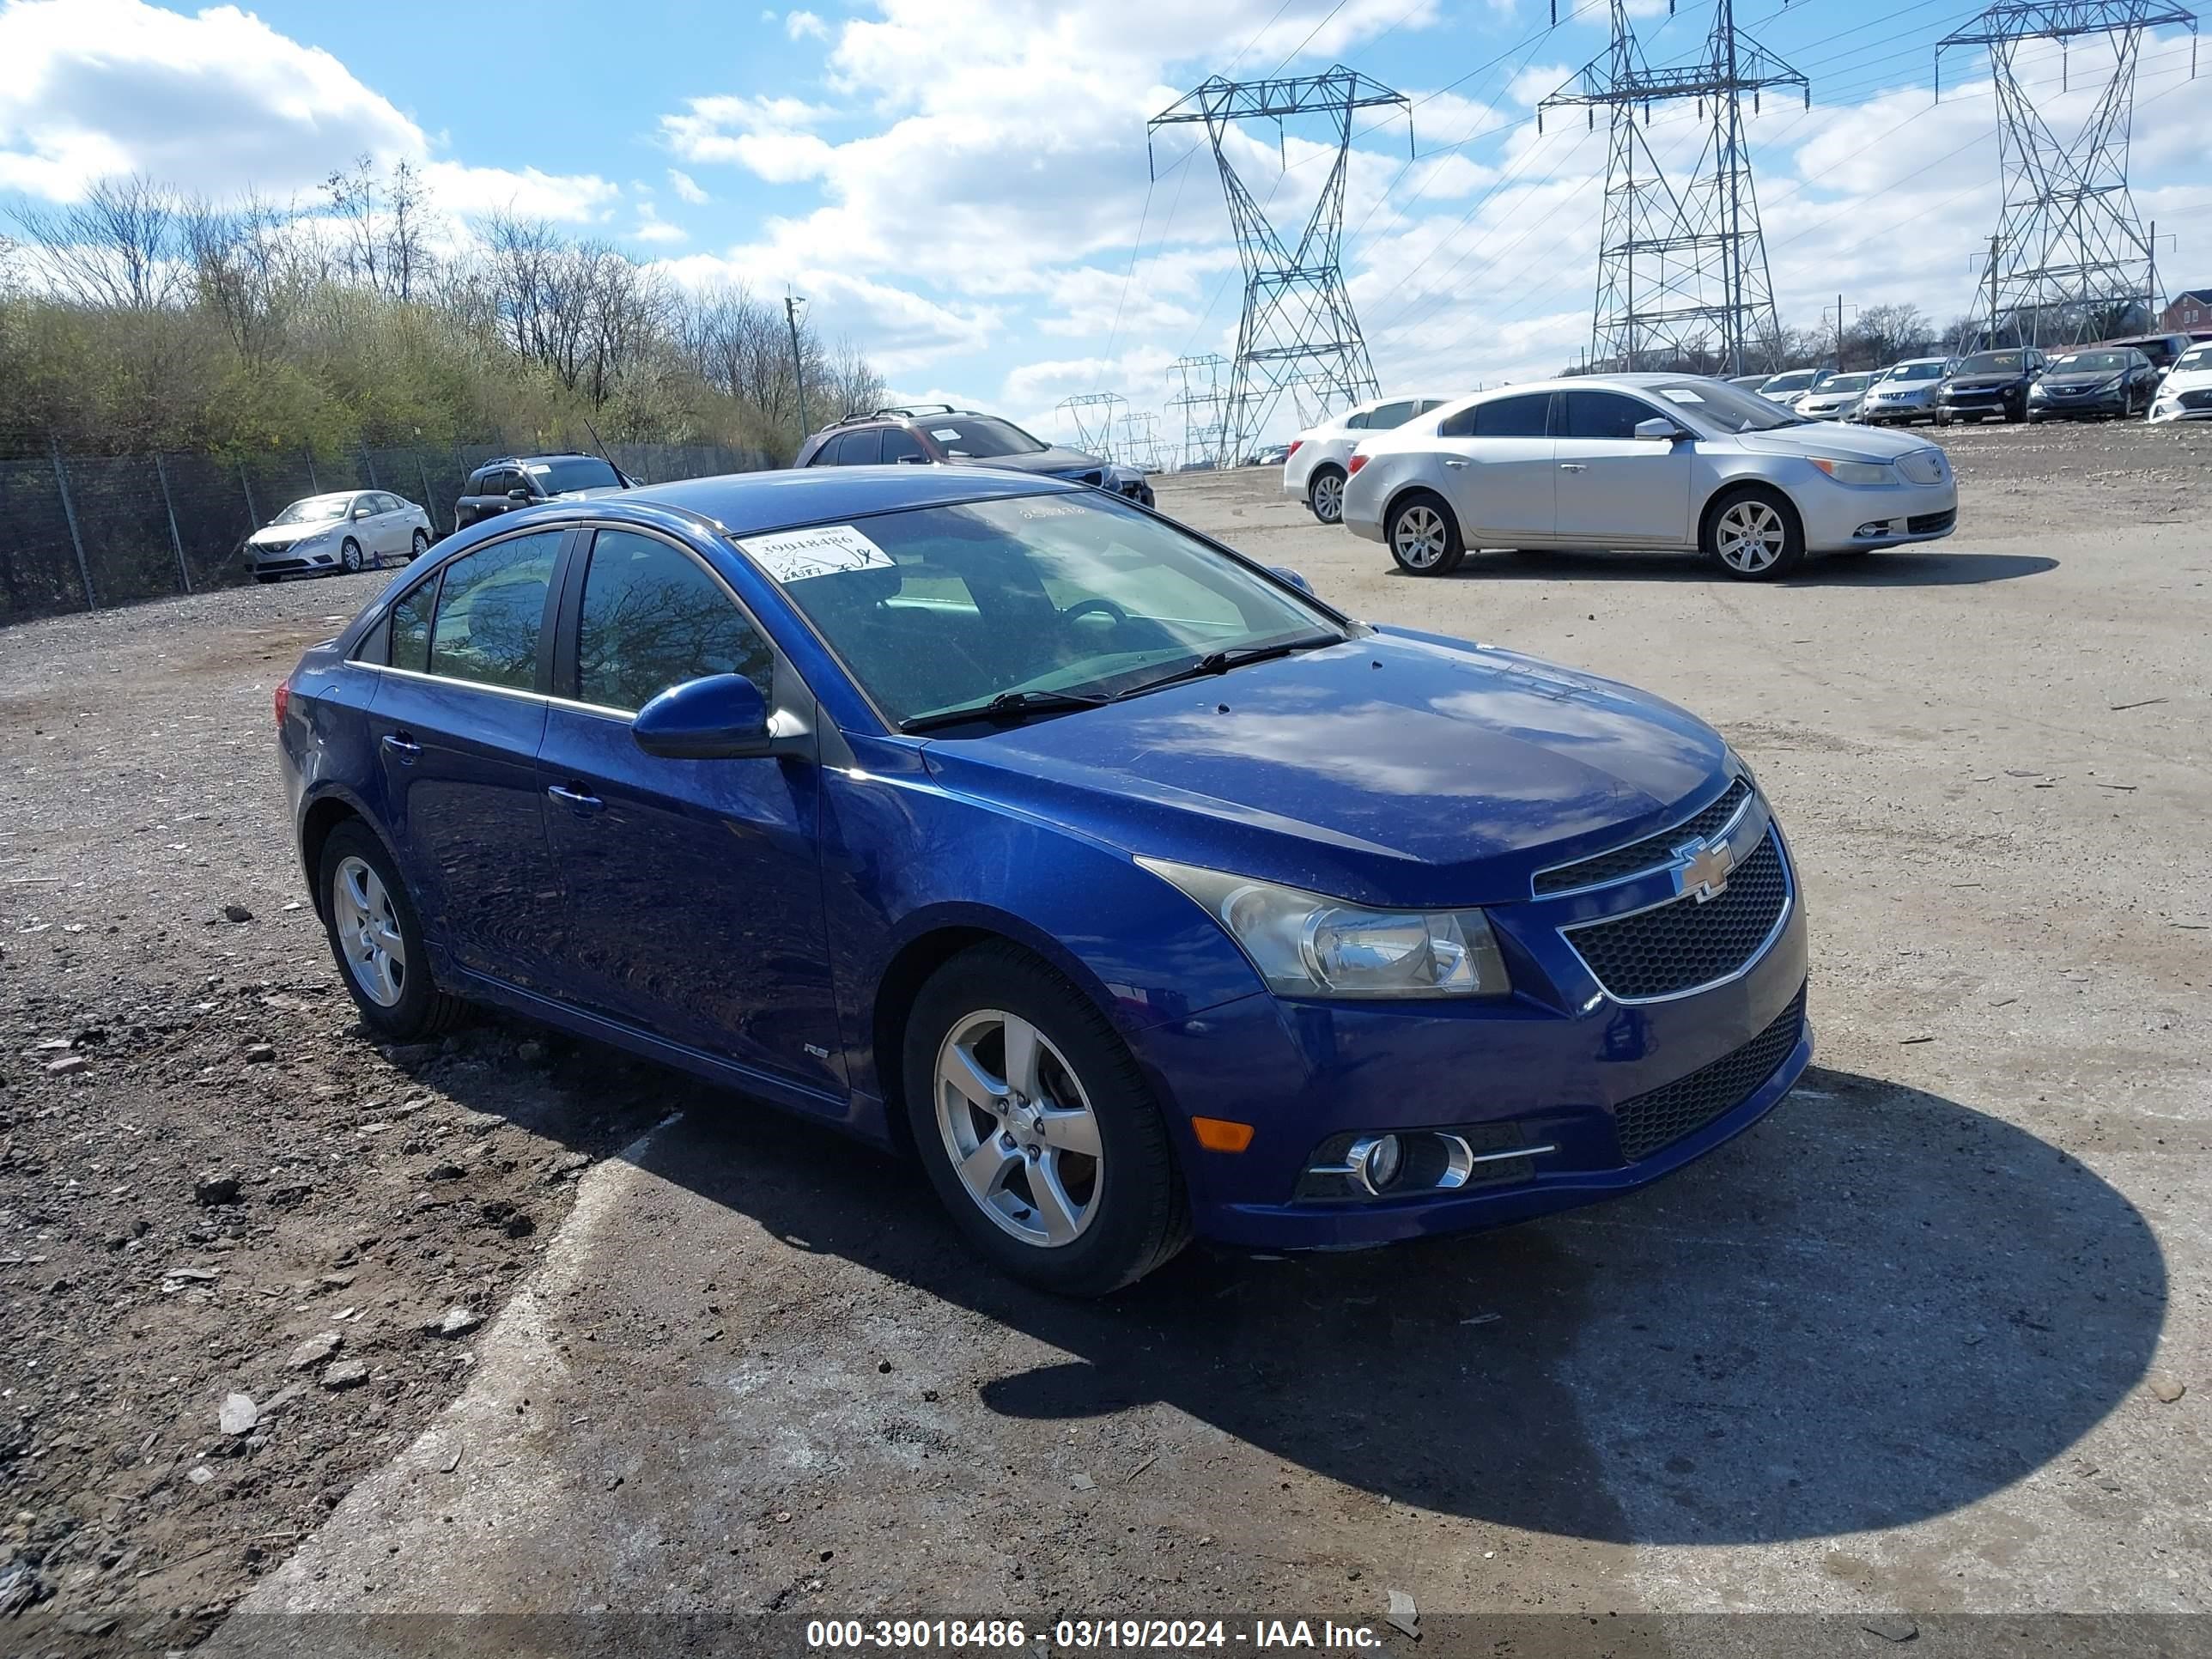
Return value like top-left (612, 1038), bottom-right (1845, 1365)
top-left (1674, 836), bottom-right (1735, 902)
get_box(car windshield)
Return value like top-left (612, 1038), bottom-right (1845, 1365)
top-left (271, 495), bottom-right (353, 525)
top-left (1820, 374), bottom-right (1874, 392)
top-left (2177, 345), bottom-right (2212, 373)
top-left (525, 457), bottom-right (623, 493)
top-left (738, 493), bottom-right (1341, 727)
top-left (923, 417), bottom-right (1050, 459)
top-left (1649, 380), bottom-right (1806, 434)
top-left (1956, 352), bottom-right (2026, 374)
top-left (1885, 362), bottom-right (1945, 382)
top-left (1759, 372), bottom-right (1815, 393)
top-left (2051, 351), bottom-right (2130, 373)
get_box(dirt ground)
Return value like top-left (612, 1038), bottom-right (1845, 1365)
top-left (3, 416), bottom-right (2209, 1656)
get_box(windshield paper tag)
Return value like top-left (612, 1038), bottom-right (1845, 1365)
top-left (931, 428), bottom-right (963, 440)
top-left (739, 523), bottom-right (896, 583)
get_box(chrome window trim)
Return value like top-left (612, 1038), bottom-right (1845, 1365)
top-left (1531, 777), bottom-right (1758, 901)
top-left (1558, 825), bottom-right (1795, 1007)
top-left (349, 659), bottom-right (635, 722)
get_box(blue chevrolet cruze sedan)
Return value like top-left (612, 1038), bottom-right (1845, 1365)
top-left (277, 465), bottom-right (1810, 1294)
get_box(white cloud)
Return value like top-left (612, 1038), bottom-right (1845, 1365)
top-left (784, 8), bottom-right (828, 40)
top-left (667, 167), bottom-right (712, 204)
top-left (419, 161), bottom-right (619, 223)
top-left (661, 94), bottom-right (838, 181)
top-left (630, 201), bottom-right (687, 244)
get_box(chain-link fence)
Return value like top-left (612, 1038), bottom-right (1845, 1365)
top-left (0, 436), bottom-right (774, 627)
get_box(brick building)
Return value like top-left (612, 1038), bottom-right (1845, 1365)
top-left (2163, 289), bottom-right (2212, 333)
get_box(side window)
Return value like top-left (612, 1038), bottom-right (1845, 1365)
top-left (880, 428), bottom-right (927, 464)
top-left (835, 429), bottom-right (883, 465)
top-left (1342, 410), bottom-right (1371, 430)
top-left (1369, 400), bottom-right (1418, 428)
top-left (576, 530), bottom-right (773, 713)
top-left (390, 574), bottom-right (435, 673)
top-left (1437, 404), bottom-right (1476, 438)
top-left (1561, 389), bottom-right (1660, 441)
top-left (1416, 398), bottom-right (1448, 414)
top-left (426, 531), bottom-right (562, 692)
top-left (1472, 394), bottom-right (1552, 439)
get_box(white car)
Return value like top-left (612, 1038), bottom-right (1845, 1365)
top-left (1282, 393), bottom-right (1455, 524)
top-left (2148, 340), bottom-right (2212, 423)
top-left (1755, 368), bottom-right (1831, 404)
top-left (1340, 374), bottom-right (1957, 582)
top-left (246, 490), bottom-right (433, 583)
top-left (1858, 358), bottom-right (1950, 426)
top-left (1793, 372), bottom-right (1875, 422)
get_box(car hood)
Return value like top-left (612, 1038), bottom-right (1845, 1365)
top-left (1731, 423), bottom-right (1938, 465)
top-left (2162, 368), bottom-right (2212, 392)
top-left (249, 522), bottom-right (340, 544)
top-left (951, 446), bottom-right (1112, 478)
top-left (1946, 374), bottom-right (2022, 391)
top-left (2040, 369), bottom-right (2123, 389)
top-left (919, 629), bottom-right (1730, 909)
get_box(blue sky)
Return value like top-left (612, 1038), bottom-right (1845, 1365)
top-left (3, 0), bottom-right (2208, 449)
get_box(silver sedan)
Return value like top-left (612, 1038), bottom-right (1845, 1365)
top-left (244, 491), bottom-right (434, 583)
top-left (1340, 373), bottom-right (1957, 581)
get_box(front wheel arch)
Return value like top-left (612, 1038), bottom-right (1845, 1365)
top-left (1698, 482), bottom-right (1807, 580)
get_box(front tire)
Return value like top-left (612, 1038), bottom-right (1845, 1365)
top-left (902, 941), bottom-right (1188, 1296)
top-left (1703, 485), bottom-right (1805, 581)
top-left (318, 821), bottom-right (468, 1041)
top-left (339, 538), bottom-right (363, 574)
top-left (1385, 490), bottom-right (1465, 576)
top-left (1307, 465), bottom-right (1346, 525)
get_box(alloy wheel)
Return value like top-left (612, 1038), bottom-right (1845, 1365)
top-left (1392, 504), bottom-right (1449, 569)
top-left (933, 1009), bottom-right (1103, 1249)
top-left (412, 529), bottom-right (429, 557)
top-left (1714, 499), bottom-right (1788, 574)
top-left (341, 539), bottom-right (362, 573)
top-left (331, 854), bottom-right (406, 1006)
top-left (1311, 471), bottom-right (1345, 523)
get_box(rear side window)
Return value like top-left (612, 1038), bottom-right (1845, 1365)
top-left (1561, 390), bottom-right (1659, 440)
top-left (427, 531), bottom-right (562, 691)
top-left (575, 530), bottom-right (774, 712)
top-left (1474, 394), bottom-right (1553, 438)
top-left (831, 429), bottom-right (883, 465)
top-left (1369, 400), bottom-right (1418, 428)
top-left (1342, 410), bottom-right (1371, 430)
top-left (390, 576), bottom-right (434, 672)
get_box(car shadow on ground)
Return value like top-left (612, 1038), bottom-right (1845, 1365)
top-left (1415, 549), bottom-right (2058, 586)
top-left (544, 1059), bottom-right (2164, 1547)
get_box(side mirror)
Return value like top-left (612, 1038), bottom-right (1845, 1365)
top-left (1634, 417), bottom-right (1686, 442)
top-left (895, 453), bottom-right (929, 465)
top-left (1268, 565), bottom-right (1315, 594)
top-left (633, 674), bottom-right (775, 760)
top-left (507, 487), bottom-right (532, 503)
top-left (352, 505), bottom-right (373, 520)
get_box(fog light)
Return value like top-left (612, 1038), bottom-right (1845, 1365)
top-left (1350, 1133), bottom-right (1402, 1194)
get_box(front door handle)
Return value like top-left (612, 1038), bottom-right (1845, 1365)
top-left (380, 732), bottom-right (422, 760)
top-left (1443, 459), bottom-right (1469, 469)
top-left (546, 783), bottom-right (605, 815)
top-left (1559, 462), bottom-right (1588, 472)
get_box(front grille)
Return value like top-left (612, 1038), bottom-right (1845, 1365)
top-left (2180, 388), bottom-right (2212, 410)
top-left (1896, 451), bottom-right (1947, 485)
top-left (1613, 985), bottom-right (1807, 1162)
top-left (1534, 778), bottom-right (1751, 896)
top-left (1565, 830), bottom-right (1789, 1000)
top-left (1908, 509), bottom-right (1955, 534)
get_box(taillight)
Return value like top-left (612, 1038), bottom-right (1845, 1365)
top-left (1347, 453), bottom-right (1370, 476)
top-left (274, 680), bottom-right (290, 729)
top-left (1285, 440), bottom-right (1303, 460)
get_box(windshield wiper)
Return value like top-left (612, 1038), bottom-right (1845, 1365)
top-left (900, 689), bottom-right (1112, 734)
top-left (1111, 633), bottom-right (1341, 701)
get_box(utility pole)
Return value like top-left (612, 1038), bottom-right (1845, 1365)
top-left (1540, 0), bottom-right (1808, 378)
top-left (1987, 234), bottom-right (2002, 345)
top-left (784, 295), bottom-right (811, 436)
top-left (1835, 294), bottom-right (1844, 369)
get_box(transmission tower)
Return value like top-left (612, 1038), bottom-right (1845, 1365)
top-left (1117, 412), bottom-right (1165, 473)
top-left (1150, 67), bottom-right (1413, 458)
top-left (1937, 0), bottom-right (2197, 346)
top-left (1056, 392), bottom-right (1126, 459)
top-left (1166, 353), bottom-right (1230, 468)
top-left (1540, 0), bottom-right (1808, 376)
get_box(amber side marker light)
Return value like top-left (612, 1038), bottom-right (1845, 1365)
top-left (1192, 1117), bottom-right (1255, 1152)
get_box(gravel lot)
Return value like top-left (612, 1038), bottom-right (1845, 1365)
top-left (3, 416), bottom-right (2209, 1655)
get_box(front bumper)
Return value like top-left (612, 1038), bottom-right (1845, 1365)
top-left (247, 541), bottom-right (339, 575)
top-left (2148, 398), bottom-right (2212, 423)
top-left (2029, 388), bottom-right (2129, 420)
top-left (1860, 397), bottom-right (1935, 424)
top-left (1939, 387), bottom-right (2021, 419)
top-left (1793, 471), bottom-right (1957, 552)
top-left (1128, 803), bottom-right (1813, 1249)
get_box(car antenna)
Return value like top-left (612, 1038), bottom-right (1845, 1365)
top-left (580, 415), bottom-right (631, 488)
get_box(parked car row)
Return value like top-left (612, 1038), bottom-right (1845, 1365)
top-left (1749, 330), bottom-right (2206, 428)
top-left (1285, 374), bottom-right (1957, 584)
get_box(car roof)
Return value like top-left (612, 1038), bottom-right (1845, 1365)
top-left (623, 465), bottom-right (1079, 538)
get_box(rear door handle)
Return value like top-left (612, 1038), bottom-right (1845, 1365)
top-left (380, 732), bottom-right (422, 760)
top-left (546, 783), bottom-right (605, 814)
top-left (1559, 462), bottom-right (1588, 472)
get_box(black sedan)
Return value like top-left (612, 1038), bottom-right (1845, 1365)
top-left (1936, 349), bottom-right (2046, 425)
top-left (2027, 349), bottom-right (2159, 422)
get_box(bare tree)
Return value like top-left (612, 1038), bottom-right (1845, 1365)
top-left (13, 174), bottom-right (182, 311)
top-left (322, 155), bottom-right (385, 295)
top-left (385, 159), bottom-right (434, 302)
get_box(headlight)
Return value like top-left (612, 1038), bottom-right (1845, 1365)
top-left (1138, 858), bottom-right (1511, 1000)
top-left (2095, 375), bottom-right (2123, 392)
top-left (1808, 457), bottom-right (1895, 485)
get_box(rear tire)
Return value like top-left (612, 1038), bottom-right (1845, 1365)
top-left (902, 941), bottom-right (1189, 1296)
top-left (411, 528), bottom-right (430, 558)
top-left (318, 821), bottom-right (468, 1041)
top-left (1702, 485), bottom-right (1805, 581)
top-left (1385, 491), bottom-right (1465, 577)
top-left (1307, 465), bottom-right (1346, 525)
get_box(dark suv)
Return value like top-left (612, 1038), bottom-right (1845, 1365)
top-left (793, 406), bottom-right (1155, 508)
top-left (454, 453), bottom-right (634, 531)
